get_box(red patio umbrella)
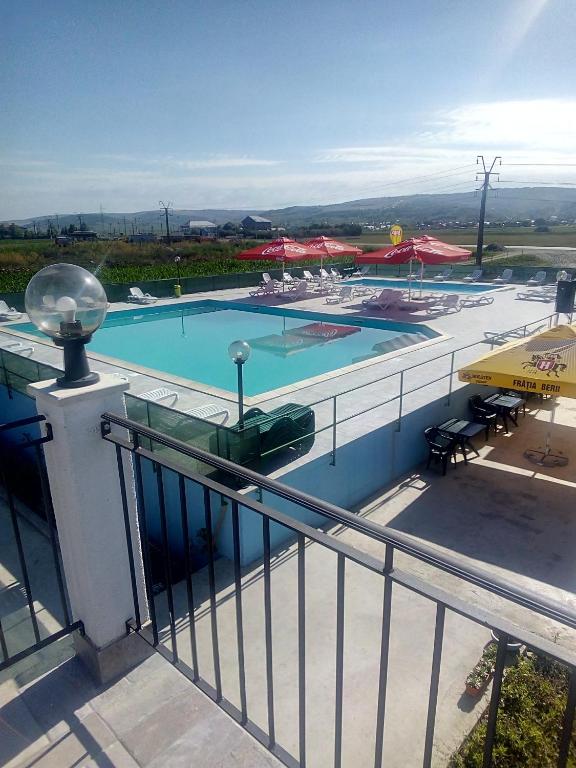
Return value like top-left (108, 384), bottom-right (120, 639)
top-left (303, 236), bottom-right (363, 289)
top-left (237, 237), bottom-right (320, 290)
top-left (355, 237), bottom-right (471, 297)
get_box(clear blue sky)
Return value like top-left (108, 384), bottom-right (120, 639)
top-left (1, 0), bottom-right (575, 218)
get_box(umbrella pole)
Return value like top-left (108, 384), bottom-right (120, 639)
top-left (524, 396), bottom-right (568, 467)
top-left (282, 259), bottom-right (285, 293)
top-left (320, 255), bottom-right (324, 292)
top-left (419, 260), bottom-right (424, 298)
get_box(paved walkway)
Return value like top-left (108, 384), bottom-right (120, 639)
top-left (0, 650), bottom-right (279, 768)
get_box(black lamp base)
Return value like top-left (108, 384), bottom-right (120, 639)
top-left (56, 370), bottom-right (100, 389)
top-left (54, 335), bottom-right (100, 388)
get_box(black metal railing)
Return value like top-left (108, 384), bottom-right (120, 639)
top-left (0, 414), bottom-right (83, 672)
top-left (103, 412), bottom-right (576, 768)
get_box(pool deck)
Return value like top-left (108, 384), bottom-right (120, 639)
top-left (0, 279), bottom-right (560, 483)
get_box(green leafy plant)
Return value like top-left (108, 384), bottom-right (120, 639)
top-left (466, 642), bottom-right (498, 691)
top-left (451, 651), bottom-right (574, 768)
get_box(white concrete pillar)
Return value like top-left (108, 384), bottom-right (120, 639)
top-left (27, 374), bottom-right (150, 681)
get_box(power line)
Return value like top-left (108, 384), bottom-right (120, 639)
top-left (497, 179), bottom-right (576, 186)
top-left (502, 163), bottom-right (576, 167)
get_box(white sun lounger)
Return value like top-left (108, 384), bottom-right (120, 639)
top-left (516, 289), bottom-right (555, 302)
top-left (432, 268), bottom-right (452, 282)
top-left (260, 272), bottom-right (282, 287)
top-left (139, 387), bottom-right (179, 405)
top-left (362, 289), bottom-right (404, 311)
top-left (350, 266), bottom-right (370, 278)
top-left (129, 287), bottom-right (158, 304)
top-left (280, 281), bottom-right (309, 301)
top-left (250, 280), bottom-right (280, 297)
top-left (493, 268), bottom-right (513, 284)
top-left (463, 269), bottom-right (482, 283)
top-left (526, 270), bottom-right (546, 286)
top-left (326, 285), bottom-right (355, 304)
top-left (426, 294), bottom-right (461, 314)
top-left (0, 301), bottom-right (23, 320)
top-left (0, 341), bottom-right (35, 354)
top-left (184, 403), bottom-right (230, 424)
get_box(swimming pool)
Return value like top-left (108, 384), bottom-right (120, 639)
top-left (347, 278), bottom-right (494, 294)
top-left (13, 300), bottom-right (440, 397)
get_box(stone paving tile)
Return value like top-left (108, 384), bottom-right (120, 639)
top-left (89, 655), bottom-right (192, 737)
top-left (145, 702), bottom-right (280, 768)
top-left (83, 740), bottom-right (140, 768)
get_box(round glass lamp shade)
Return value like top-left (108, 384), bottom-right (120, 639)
top-left (228, 340), bottom-right (251, 364)
top-left (25, 264), bottom-right (108, 340)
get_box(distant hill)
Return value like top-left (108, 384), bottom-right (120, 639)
top-left (6, 187), bottom-right (576, 231)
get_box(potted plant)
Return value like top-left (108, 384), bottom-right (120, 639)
top-left (465, 642), bottom-right (498, 697)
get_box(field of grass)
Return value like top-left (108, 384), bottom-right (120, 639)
top-left (352, 226), bottom-right (576, 248)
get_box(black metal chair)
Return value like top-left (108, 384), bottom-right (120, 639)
top-left (468, 395), bottom-right (499, 438)
top-left (424, 426), bottom-right (458, 475)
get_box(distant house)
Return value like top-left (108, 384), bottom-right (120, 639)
top-left (180, 220), bottom-right (217, 237)
top-left (242, 215), bottom-right (272, 233)
top-left (71, 230), bottom-right (98, 241)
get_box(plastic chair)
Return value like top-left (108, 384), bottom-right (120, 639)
top-left (424, 426), bottom-right (458, 475)
top-left (468, 395), bottom-right (498, 438)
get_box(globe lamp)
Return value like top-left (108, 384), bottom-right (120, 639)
top-left (25, 263), bottom-right (108, 388)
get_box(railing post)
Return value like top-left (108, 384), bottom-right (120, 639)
top-left (330, 396), bottom-right (337, 466)
top-left (27, 374), bottom-right (150, 684)
top-left (396, 371), bottom-right (404, 432)
top-left (446, 351), bottom-right (455, 405)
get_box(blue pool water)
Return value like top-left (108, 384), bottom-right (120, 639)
top-left (14, 300), bottom-right (439, 396)
top-left (347, 278), bottom-right (493, 294)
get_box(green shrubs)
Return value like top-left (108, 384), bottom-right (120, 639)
top-left (451, 652), bottom-right (574, 768)
top-left (0, 239), bottom-right (355, 293)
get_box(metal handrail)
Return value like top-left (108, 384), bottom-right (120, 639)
top-left (237, 311), bottom-right (557, 460)
top-left (101, 410), bottom-right (576, 631)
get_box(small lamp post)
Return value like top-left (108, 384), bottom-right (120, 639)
top-left (228, 340), bottom-right (251, 427)
top-left (25, 263), bottom-right (108, 388)
top-left (174, 255), bottom-right (182, 298)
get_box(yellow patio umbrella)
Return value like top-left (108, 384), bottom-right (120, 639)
top-left (459, 324), bottom-right (576, 396)
top-left (459, 323), bottom-right (576, 465)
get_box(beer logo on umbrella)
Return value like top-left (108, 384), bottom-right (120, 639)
top-left (522, 352), bottom-right (567, 378)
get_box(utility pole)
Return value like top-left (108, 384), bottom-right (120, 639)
top-left (475, 155), bottom-right (501, 266)
top-left (159, 201), bottom-right (172, 244)
top-left (99, 205), bottom-right (105, 236)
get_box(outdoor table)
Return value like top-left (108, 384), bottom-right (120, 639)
top-left (438, 418), bottom-right (486, 464)
top-left (483, 393), bottom-right (525, 432)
